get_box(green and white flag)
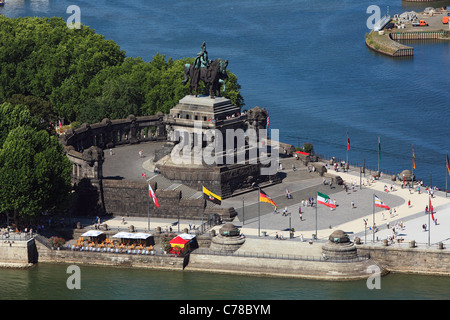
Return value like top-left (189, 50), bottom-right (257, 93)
top-left (317, 192), bottom-right (336, 209)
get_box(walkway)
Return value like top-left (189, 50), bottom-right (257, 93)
top-left (99, 142), bottom-right (450, 250)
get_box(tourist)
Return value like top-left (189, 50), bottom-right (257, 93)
top-left (351, 201), bottom-right (355, 209)
top-left (109, 148), bottom-right (113, 156)
top-left (300, 234), bottom-right (304, 242)
top-left (292, 164), bottom-right (296, 171)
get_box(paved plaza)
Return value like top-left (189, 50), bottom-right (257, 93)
top-left (100, 143), bottom-right (450, 252)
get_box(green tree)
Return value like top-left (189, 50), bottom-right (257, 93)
top-left (0, 125), bottom-right (72, 226)
top-left (0, 102), bottom-right (38, 146)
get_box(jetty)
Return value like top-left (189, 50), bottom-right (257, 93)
top-left (365, 9), bottom-right (449, 57)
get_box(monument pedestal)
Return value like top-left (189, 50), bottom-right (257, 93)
top-left (157, 96), bottom-right (280, 199)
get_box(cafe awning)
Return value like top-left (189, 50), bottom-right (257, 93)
top-left (112, 232), bottom-right (152, 239)
top-left (81, 230), bottom-right (104, 237)
top-left (178, 233), bottom-right (195, 240)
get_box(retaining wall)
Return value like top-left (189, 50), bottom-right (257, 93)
top-left (0, 238), bottom-right (37, 268)
top-left (358, 245), bottom-right (450, 276)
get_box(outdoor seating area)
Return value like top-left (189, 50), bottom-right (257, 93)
top-left (69, 230), bottom-right (156, 255)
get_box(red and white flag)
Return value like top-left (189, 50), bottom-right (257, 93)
top-left (374, 194), bottom-right (390, 210)
top-left (429, 196), bottom-right (434, 222)
top-left (149, 184), bottom-right (159, 208)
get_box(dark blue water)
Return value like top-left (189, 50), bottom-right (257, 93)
top-left (2, 0), bottom-right (450, 189)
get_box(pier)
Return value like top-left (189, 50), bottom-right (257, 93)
top-left (365, 10), bottom-right (450, 57)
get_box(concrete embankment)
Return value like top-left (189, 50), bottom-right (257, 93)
top-left (185, 253), bottom-right (383, 281)
top-left (358, 244), bottom-right (450, 276)
top-left (3, 236), bottom-right (450, 280)
top-left (365, 31), bottom-right (414, 57)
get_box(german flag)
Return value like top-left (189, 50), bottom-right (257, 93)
top-left (259, 189), bottom-right (276, 209)
top-left (203, 186), bottom-right (222, 205)
top-left (447, 153), bottom-right (450, 176)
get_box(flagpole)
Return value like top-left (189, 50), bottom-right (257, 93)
top-left (258, 186), bottom-right (261, 237)
top-left (446, 152), bottom-right (448, 198)
top-left (315, 197), bottom-right (318, 240)
top-left (412, 144), bottom-right (414, 191)
top-left (202, 199), bottom-right (205, 233)
top-left (346, 130), bottom-right (349, 168)
top-left (429, 172), bottom-right (432, 246)
top-left (372, 192), bottom-right (375, 243)
top-left (147, 186), bottom-right (150, 231)
top-left (378, 137), bottom-right (380, 173)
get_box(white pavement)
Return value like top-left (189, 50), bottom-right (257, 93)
top-left (93, 166), bottom-right (450, 249)
top-left (216, 169), bottom-right (450, 247)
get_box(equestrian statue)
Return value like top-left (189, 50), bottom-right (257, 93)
top-left (182, 42), bottom-right (228, 98)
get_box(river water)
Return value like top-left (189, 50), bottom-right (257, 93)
top-left (0, 263), bottom-right (449, 300)
top-left (1, 0), bottom-right (450, 301)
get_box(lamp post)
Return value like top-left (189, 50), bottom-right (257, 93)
top-left (363, 219), bottom-right (368, 244)
top-left (242, 197), bottom-right (245, 225)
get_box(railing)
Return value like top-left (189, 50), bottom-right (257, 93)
top-left (191, 248), bottom-right (371, 263)
top-left (0, 233), bottom-right (33, 241)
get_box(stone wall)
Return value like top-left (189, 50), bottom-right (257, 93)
top-left (101, 179), bottom-right (232, 220)
top-left (0, 238), bottom-right (37, 267)
top-left (186, 254), bottom-right (381, 280)
top-left (358, 245), bottom-right (450, 276)
top-left (37, 247), bottom-right (186, 270)
top-left (60, 114), bottom-right (166, 152)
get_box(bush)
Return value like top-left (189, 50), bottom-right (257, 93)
top-left (49, 236), bottom-right (66, 248)
top-left (302, 143), bottom-right (314, 154)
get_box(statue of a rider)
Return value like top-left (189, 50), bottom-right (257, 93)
top-left (193, 41), bottom-right (211, 69)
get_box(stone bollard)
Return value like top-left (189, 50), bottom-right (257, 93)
top-left (156, 227), bottom-right (161, 234)
top-left (410, 240), bottom-right (416, 248)
top-left (77, 222), bottom-right (83, 229)
top-left (438, 242), bottom-right (444, 250)
top-left (183, 228), bottom-right (189, 234)
top-left (383, 239), bottom-right (389, 246)
top-left (210, 229), bottom-right (216, 237)
top-left (354, 237), bottom-right (361, 245)
top-left (129, 225), bottom-right (135, 232)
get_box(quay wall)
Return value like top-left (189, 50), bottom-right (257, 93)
top-left (0, 238), bottom-right (37, 268)
top-left (3, 240), bottom-right (450, 279)
top-left (36, 244), bottom-right (186, 270)
top-left (358, 245), bottom-right (450, 276)
top-left (185, 254), bottom-right (383, 280)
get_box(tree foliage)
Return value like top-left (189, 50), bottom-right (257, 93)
top-left (0, 16), bottom-right (244, 125)
top-left (0, 103), bottom-right (72, 226)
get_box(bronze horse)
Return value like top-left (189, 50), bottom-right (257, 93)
top-left (182, 58), bottom-right (228, 98)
